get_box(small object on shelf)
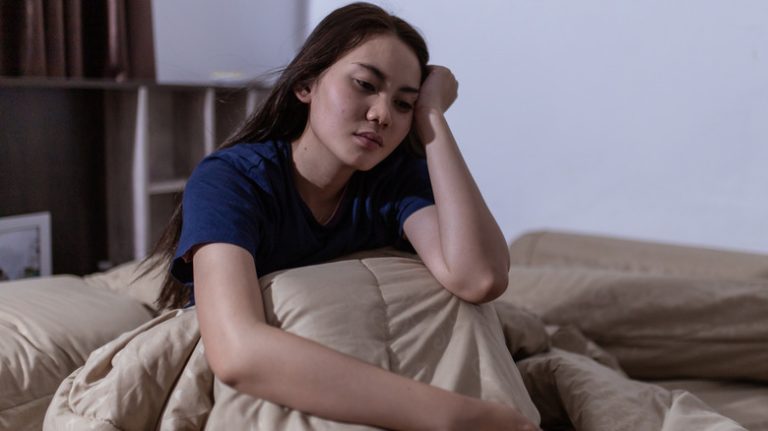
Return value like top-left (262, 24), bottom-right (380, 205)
top-left (0, 78), bottom-right (266, 268)
top-left (148, 179), bottom-right (187, 195)
top-left (0, 212), bottom-right (52, 280)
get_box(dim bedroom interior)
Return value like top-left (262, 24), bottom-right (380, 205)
top-left (2, 1), bottom-right (767, 430)
top-left (1, 230), bottom-right (767, 430)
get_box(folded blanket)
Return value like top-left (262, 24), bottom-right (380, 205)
top-left (0, 275), bottom-right (153, 431)
top-left (45, 256), bottom-right (538, 430)
top-left (519, 348), bottom-right (746, 431)
top-left (503, 266), bottom-right (768, 382)
top-left (44, 255), bottom-right (743, 430)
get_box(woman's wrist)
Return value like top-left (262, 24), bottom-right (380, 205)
top-left (438, 394), bottom-right (541, 431)
top-left (415, 105), bottom-right (444, 122)
top-left (414, 107), bottom-right (447, 144)
top-left (437, 393), bottom-right (490, 431)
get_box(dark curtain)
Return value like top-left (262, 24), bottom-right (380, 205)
top-left (0, 0), bottom-right (155, 80)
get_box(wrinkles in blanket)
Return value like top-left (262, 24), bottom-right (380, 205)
top-left (42, 257), bottom-right (743, 430)
top-left (493, 299), bottom-right (746, 430)
top-left (43, 257), bottom-right (537, 430)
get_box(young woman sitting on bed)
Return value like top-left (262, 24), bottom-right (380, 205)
top-left (147, 3), bottom-right (537, 430)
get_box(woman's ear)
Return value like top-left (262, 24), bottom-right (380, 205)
top-left (294, 83), bottom-right (312, 104)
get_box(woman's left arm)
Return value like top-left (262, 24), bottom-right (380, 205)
top-left (404, 66), bottom-right (510, 304)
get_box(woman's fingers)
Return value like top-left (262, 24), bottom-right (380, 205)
top-left (417, 64), bottom-right (458, 114)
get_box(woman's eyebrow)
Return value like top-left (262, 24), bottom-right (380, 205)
top-left (353, 62), bottom-right (419, 94)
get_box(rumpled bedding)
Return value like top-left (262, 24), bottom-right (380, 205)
top-left (0, 276), bottom-right (153, 431)
top-left (503, 266), bottom-right (768, 383)
top-left (43, 255), bottom-right (746, 430)
top-left (507, 230), bottom-right (768, 430)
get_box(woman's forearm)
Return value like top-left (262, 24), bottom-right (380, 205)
top-left (225, 321), bottom-right (482, 430)
top-left (195, 242), bottom-right (537, 431)
top-left (418, 109), bottom-right (510, 297)
top-left (196, 244), bottom-right (465, 429)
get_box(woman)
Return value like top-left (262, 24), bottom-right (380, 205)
top-left (149, 3), bottom-right (539, 430)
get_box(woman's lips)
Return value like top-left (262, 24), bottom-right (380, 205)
top-left (354, 132), bottom-right (383, 148)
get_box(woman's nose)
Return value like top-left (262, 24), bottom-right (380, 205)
top-left (365, 97), bottom-right (390, 127)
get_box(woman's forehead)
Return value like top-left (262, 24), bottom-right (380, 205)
top-left (336, 34), bottom-right (421, 87)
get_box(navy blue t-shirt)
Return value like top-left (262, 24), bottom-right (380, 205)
top-left (170, 140), bottom-right (434, 295)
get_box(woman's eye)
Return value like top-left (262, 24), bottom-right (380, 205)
top-left (395, 100), bottom-right (414, 111)
top-left (354, 79), bottom-right (375, 92)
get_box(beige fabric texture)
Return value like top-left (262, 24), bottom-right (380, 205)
top-left (653, 380), bottom-right (768, 431)
top-left (509, 230), bottom-right (768, 281)
top-left (83, 258), bottom-right (166, 310)
top-left (44, 256), bottom-right (540, 430)
top-left (518, 348), bottom-right (746, 431)
top-left (0, 276), bottom-right (153, 431)
top-left (502, 266), bottom-right (768, 382)
top-left (506, 229), bottom-right (768, 428)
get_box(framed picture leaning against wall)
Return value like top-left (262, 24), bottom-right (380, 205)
top-left (0, 212), bottom-right (52, 281)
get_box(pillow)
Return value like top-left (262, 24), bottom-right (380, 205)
top-left (500, 265), bottom-right (768, 382)
top-left (509, 230), bottom-right (768, 281)
top-left (210, 257), bottom-right (540, 428)
top-left (0, 275), bottom-right (153, 431)
top-left (83, 258), bottom-right (166, 310)
top-left (81, 249), bottom-right (408, 312)
top-left (45, 256), bottom-right (541, 430)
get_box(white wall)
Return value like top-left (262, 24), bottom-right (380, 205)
top-left (310, 0), bottom-right (768, 253)
top-left (152, 0), bottom-right (306, 84)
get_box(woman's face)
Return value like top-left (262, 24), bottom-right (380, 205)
top-left (296, 34), bottom-right (422, 171)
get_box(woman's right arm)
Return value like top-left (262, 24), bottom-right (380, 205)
top-left (193, 243), bottom-right (539, 431)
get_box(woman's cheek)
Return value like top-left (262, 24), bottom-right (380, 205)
top-left (329, 84), bottom-right (356, 113)
top-left (398, 112), bottom-right (414, 138)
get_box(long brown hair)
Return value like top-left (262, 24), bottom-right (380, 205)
top-left (144, 2), bottom-right (430, 310)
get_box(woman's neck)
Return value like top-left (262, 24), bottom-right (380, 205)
top-left (290, 136), bottom-right (353, 209)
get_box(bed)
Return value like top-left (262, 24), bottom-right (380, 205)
top-left (1, 230), bottom-right (765, 430)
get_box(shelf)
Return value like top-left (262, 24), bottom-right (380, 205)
top-left (127, 84), bottom-right (264, 260)
top-left (5, 80), bottom-right (267, 264)
top-left (148, 179), bottom-right (186, 195)
top-left (149, 194), bottom-right (182, 247)
top-left (0, 76), bottom-right (269, 91)
top-left (147, 87), bottom-right (209, 183)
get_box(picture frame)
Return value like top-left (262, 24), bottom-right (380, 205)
top-left (0, 212), bottom-right (52, 281)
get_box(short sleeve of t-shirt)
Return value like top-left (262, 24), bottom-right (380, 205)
top-left (392, 156), bottom-right (434, 237)
top-left (169, 141), bottom-right (434, 287)
top-left (170, 155), bottom-right (264, 286)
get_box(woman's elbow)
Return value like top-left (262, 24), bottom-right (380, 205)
top-left (204, 332), bottom-right (271, 394)
top-left (451, 270), bottom-right (508, 304)
top-left (206, 344), bottom-right (248, 387)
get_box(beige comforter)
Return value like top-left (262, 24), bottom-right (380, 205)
top-left (43, 255), bottom-right (745, 430)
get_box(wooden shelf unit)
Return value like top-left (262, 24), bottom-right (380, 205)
top-left (1, 78), bottom-right (268, 271)
top-left (107, 83), bottom-right (266, 264)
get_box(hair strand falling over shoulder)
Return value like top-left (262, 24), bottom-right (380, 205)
top-left (143, 2), bottom-right (430, 310)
